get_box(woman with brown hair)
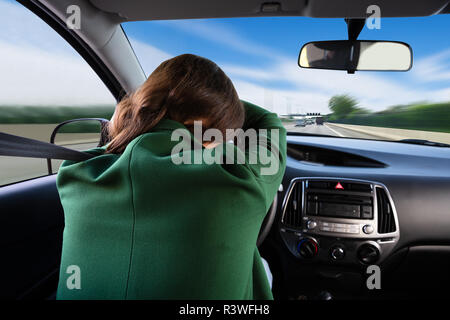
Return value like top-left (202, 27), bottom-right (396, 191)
top-left (56, 54), bottom-right (286, 299)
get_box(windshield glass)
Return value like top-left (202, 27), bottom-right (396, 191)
top-left (122, 16), bottom-right (450, 144)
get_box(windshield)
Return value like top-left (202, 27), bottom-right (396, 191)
top-left (122, 16), bottom-right (450, 145)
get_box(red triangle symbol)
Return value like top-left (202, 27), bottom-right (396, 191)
top-left (335, 182), bottom-right (344, 190)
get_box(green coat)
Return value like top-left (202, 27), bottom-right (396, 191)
top-left (56, 101), bottom-right (286, 299)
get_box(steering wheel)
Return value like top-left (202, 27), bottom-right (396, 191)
top-left (257, 193), bottom-right (278, 247)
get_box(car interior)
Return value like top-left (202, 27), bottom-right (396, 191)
top-left (1, 0), bottom-right (450, 300)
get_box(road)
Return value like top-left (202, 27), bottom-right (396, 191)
top-left (284, 123), bottom-right (382, 140)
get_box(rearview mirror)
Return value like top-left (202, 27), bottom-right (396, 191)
top-left (298, 40), bottom-right (412, 72)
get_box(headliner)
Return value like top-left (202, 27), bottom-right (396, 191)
top-left (89, 0), bottom-right (450, 21)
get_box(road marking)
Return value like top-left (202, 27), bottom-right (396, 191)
top-left (324, 123), bottom-right (345, 137)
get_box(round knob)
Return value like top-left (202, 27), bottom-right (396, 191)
top-left (330, 246), bottom-right (345, 260)
top-left (307, 220), bottom-right (317, 230)
top-left (297, 238), bottom-right (319, 258)
top-left (363, 225), bottom-right (374, 234)
top-left (357, 244), bottom-right (380, 264)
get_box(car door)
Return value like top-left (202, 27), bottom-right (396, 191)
top-left (0, 0), bottom-right (120, 299)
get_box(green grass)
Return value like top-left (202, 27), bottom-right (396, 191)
top-left (328, 102), bottom-right (450, 133)
top-left (58, 121), bottom-right (103, 133)
top-left (0, 105), bottom-right (115, 124)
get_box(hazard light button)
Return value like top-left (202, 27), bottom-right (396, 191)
top-left (335, 182), bottom-right (344, 190)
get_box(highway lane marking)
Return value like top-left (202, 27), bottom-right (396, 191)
top-left (324, 123), bottom-right (345, 137)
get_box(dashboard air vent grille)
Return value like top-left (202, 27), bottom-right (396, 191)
top-left (283, 182), bottom-right (302, 228)
top-left (376, 187), bottom-right (396, 233)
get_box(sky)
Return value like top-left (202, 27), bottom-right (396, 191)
top-left (0, 0), bottom-right (449, 114)
top-left (0, 0), bottom-right (115, 106)
top-left (123, 17), bottom-right (450, 114)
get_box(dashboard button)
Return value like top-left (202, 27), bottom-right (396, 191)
top-left (362, 206), bottom-right (373, 219)
top-left (330, 246), bottom-right (345, 260)
top-left (307, 220), bottom-right (317, 230)
top-left (363, 225), bottom-right (374, 234)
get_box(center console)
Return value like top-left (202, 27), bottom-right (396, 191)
top-left (279, 177), bottom-right (400, 266)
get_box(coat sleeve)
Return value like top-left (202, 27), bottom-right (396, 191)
top-left (224, 100), bottom-right (287, 211)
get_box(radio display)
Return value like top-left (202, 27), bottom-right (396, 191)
top-left (319, 203), bottom-right (360, 218)
top-left (306, 192), bottom-right (374, 219)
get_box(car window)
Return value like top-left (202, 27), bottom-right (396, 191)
top-left (0, 0), bottom-right (116, 186)
top-left (122, 16), bottom-right (450, 145)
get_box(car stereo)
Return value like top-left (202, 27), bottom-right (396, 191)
top-left (305, 180), bottom-right (374, 220)
top-left (279, 177), bottom-right (400, 265)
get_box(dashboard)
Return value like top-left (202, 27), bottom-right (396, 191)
top-left (268, 135), bottom-right (450, 299)
top-left (280, 177), bottom-right (399, 265)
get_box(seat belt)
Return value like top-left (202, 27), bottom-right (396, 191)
top-left (0, 132), bottom-right (94, 161)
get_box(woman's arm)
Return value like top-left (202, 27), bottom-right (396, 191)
top-left (239, 100), bottom-right (287, 210)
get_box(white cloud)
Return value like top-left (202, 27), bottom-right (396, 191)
top-left (412, 49), bottom-right (450, 82)
top-left (150, 19), bottom-right (450, 113)
top-left (221, 64), bottom-right (274, 81)
top-left (155, 20), bottom-right (283, 59)
top-left (153, 18), bottom-right (449, 113)
top-left (0, 40), bottom-right (115, 106)
top-left (0, 0), bottom-right (114, 106)
top-left (0, 0), bottom-right (75, 56)
top-left (129, 39), bottom-right (172, 77)
top-left (221, 57), bottom-right (450, 114)
top-left (233, 79), bottom-right (331, 114)
top-left (1, 0), bottom-right (448, 115)
top-left (132, 44), bottom-right (450, 114)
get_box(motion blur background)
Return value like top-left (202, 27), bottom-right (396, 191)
top-left (0, 0), bottom-right (449, 185)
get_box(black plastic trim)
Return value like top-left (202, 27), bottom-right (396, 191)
top-left (287, 143), bottom-right (387, 168)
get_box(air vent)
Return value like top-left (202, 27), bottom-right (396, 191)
top-left (282, 182), bottom-right (302, 228)
top-left (376, 187), bottom-right (396, 233)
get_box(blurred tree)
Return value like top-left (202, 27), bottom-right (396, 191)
top-left (347, 107), bottom-right (370, 118)
top-left (328, 94), bottom-right (359, 119)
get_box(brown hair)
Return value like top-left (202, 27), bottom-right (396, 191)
top-left (106, 54), bottom-right (244, 154)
